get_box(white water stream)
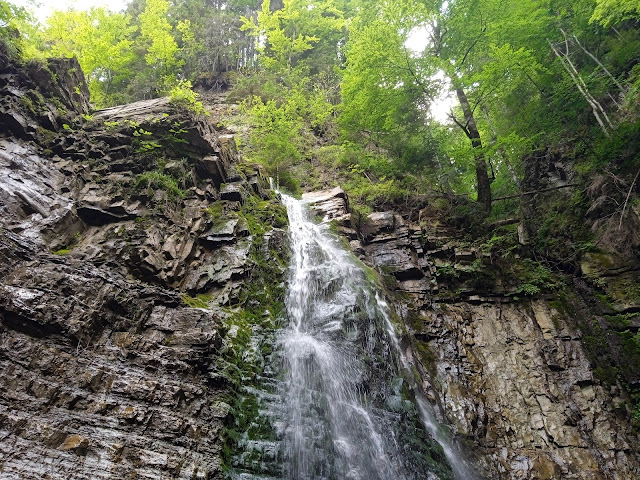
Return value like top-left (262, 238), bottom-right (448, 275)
top-left (278, 193), bottom-right (478, 480)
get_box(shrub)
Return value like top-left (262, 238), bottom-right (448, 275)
top-left (169, 79), bottom-right (207, 116)
top-left (135, 171), bottom-right (184, 198)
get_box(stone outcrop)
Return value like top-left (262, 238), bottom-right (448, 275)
top-left (0, 44), bottom-right (89, 141)
top-left (307, 187), bottom-right (640, 480)
top-left (0, 47), bottom-right (288, 479)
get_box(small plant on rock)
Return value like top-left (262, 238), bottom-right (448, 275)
top-left (136, 171), bottom-right (184, 198)
top-left (169, 80), bottom-right (207, 116)
top-left (181, 293), bottom-right (212, 309)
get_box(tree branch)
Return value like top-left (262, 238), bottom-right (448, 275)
top-left (448, 110), bottom-right (471, 138)
top-left (460, 34), bottom-right (483, 66)
top-left (403, 50), bottom-right (436, 101)
top-left (570, 32), bottom-right (626, 94)
top-left (493, 183), bottom-right (578, 201)
top-left (619, 167), bottom-right (640, 230)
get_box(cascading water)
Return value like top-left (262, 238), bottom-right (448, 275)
top-left (276, 193), bottom-right (477, 480)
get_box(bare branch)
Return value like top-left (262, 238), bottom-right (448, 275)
top-left (571, 33), bottom-right (626, 94)
top-left (549, 39), bottom-right (611, 136)
top-left (460, 34), bottom-right (483, 66)
top-left (493, 183), bottom-right (578, 201)
top-left (448, 110), bottom-right (472, 139)
top-left (619, 167), bottom-right (640, 230)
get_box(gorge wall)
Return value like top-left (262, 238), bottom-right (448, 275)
top-left (304, 181), bottom-right (640, 479)
top-left (0, 47), bottom-right (289, 479)
top-left (2, 43), bottom-right (640, 480)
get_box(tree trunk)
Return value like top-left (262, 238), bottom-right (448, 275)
top-left (482, 105), bottom-right (521, 188)
top-left (455, 87), bottom-right (492, 212)
top-left (570, 32), bottom-right (626, 94)
top-left (549, 39), bottom-right (612, 137)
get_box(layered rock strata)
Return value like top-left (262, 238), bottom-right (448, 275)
top-left (0, 48), bottom-right (288, 479)
top-left (308, 187), bottom-right (640, 480)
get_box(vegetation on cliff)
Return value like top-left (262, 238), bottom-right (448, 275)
top-left (4, 0), bottom-right (638, 224)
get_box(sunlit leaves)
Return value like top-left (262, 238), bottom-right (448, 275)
top-left (43, 8), bottom-right (137, 107)
top-left (241, 0), bottom-right (345, 77)
top-left (0, 0), bottom-right (39, 57)
top-left (239, 95), bottom-right (305, 190)
top-left (139, 0), bottom-right (181, 73)
top-left (591, 0), bottom-right (640, 27)
top-left (341, 2), bottom-right (437, 139)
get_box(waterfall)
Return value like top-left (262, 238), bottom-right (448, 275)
top-left (277, 193), bottom-right (477, 480)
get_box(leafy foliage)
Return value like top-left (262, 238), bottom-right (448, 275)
top-left (135, 170), bottom-right (184, 197)
top-left (591, 0), bottom-right (640, 27)
top-left (0, 1), bottom-right (35, 57)
top-left (238, 95), bottom-right (305, 193)
top-left (42, 8), bottom-right (137, 107)
top-left (3, 0), bottom-right (639, 246)
top-left (169, 79), bottom-right (207, 115)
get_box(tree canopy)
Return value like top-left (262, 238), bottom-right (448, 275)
top-left (2, 0), bottom-right (639, 216)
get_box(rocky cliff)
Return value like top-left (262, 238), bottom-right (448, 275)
top-left (0, 46), bottom-right (289, 479)
top-left (3, 42), bottom-right (640, 480)
top-left (305, 187), bottom-right (640, 480)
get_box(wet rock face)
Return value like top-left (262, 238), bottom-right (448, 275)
top-left (418, 302), bottom-right (638, 480)
top-left (302, 187), bottom-right (351, 223)
top-left (0, 231), bottom-right (226, 478)
top-left (309, 187), bottom-right (640, 479)
top-left (0, 46), bottom-right (89, 140)
top-left (0, 51), bottom-right (288, 479)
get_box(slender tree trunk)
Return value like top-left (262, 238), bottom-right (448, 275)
top-left (482, 105), bottom-right (521, 188)
top-left (569, 32), bottom-right (626, 94)
top-left (549, 39), bottom-right (612, 136)
top-left (455, 87), bottom-right (492, 212)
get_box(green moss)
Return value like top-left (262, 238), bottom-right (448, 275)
top-left (353, 256), bottom-right (382, 288)
top-left (632, 398), bottom-right (640, 430)
top-left (507, 259), bottom-right (564, 297)
top-left (594, 291), bottom-right (615, 308)
top-left (36, 126), bottom-right (58, 146)
top-left (415, 341), bottom-right (437, 375)
top-left (205, 201), bottom-right (238, 227)
top-left (578, 313), bottom-right (628, 387)
top-left (217, 192), bottom-right (290, 474)
top-left (593, 365), bottom-right (619, 383)
top-left (52, 248), bottom-right (71, 255)
top-left (181, 293), bottom-right (212, 309)
top-left (205, 202), bottom-right (225, 218)
top-left (549, 293), bottom-right (577, 318)
top-left (616, 330), bottom-right (640, 382)
top-left (528, 191), bottom-right (593, 266)
top-left (548, 293), bottom-right (579, 329)
top-left (240, 194), bottom-right (288, 235)
top-left (604, 273), bottom-right (640, 306)
top-left (605, 313), bottom-right (640, 329)
top-left (19, 95), bottom-right (38, 116)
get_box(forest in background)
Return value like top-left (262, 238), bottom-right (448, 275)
top-left (1, 0), bottom-right (640, 253)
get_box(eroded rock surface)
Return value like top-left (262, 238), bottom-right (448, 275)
top-left (0, 48), bottom-right (288, 479)
top-left (307, 187), bottom-right (640, 479)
